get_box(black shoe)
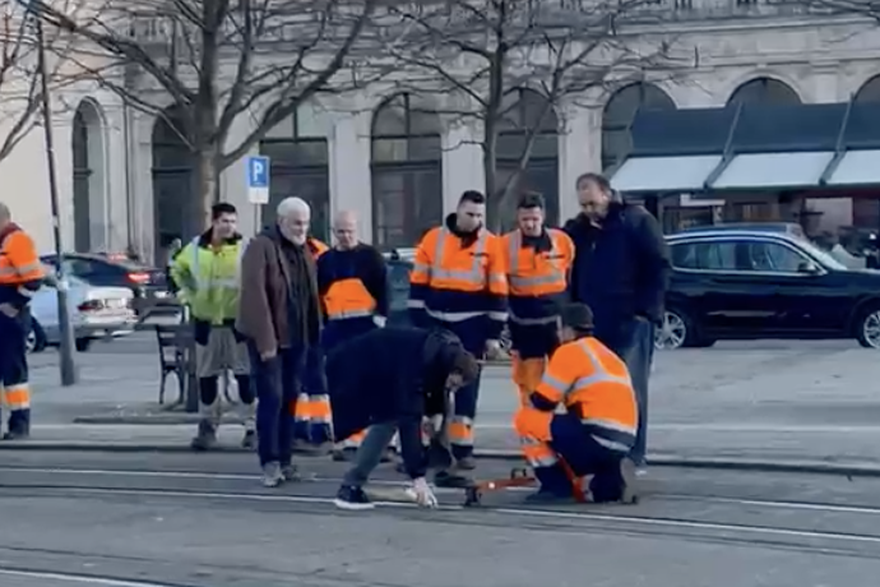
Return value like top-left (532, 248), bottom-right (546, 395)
top-left (433, 470), bottom-right (472, 488)
top-left (524, 489), bottom-right (576, 505)
top-left (333, 485), bottom-right (374, 511)
top-left (455, 456), bottom-right (477, 471)
top-left (1, 430), bottom-right (28, 441)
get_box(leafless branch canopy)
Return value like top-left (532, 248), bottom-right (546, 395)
top-left (371, 0), bottom-right (684, 220)
top-left (31, 0), bottom-right (381, 169)
top-left (0, 2), bottom-right (44, 163)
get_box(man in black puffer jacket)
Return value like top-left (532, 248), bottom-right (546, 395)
top-left (564, 172), bottom-right (670, 472)
top-left (326, 326), bottom-right (480, 510)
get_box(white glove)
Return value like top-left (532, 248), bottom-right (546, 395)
top-left (373, 315), bottom-right (387, 328)
top-left (408, 477), bottom-right (439, 508)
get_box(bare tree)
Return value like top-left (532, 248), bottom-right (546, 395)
top-left (0, 3), bottom-right (46, 163)
top-left (376, 0), bottom-right (683, 228)
top-left (31, 0), bottom-right (381, 229)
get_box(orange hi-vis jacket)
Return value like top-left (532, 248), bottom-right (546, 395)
top-left (532, 336), bottom-right (638, 452)
top-left (408, 218), bottom-right (508, 340)
top-left (307, 237), bottom-right (329, 260)
top-left (317, 244), bottom-right (388, 323)
top-left (502, 228), bottom-right (574, 325)
top-left (0, 223), bottom-right (44, 308)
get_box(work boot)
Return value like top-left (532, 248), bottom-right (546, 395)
top-left (618, 457), bottom-right (640, 505)
top-left (190, 420), bottom-right (217, 451)
top-left (433, 469), bottom-right (472, 488)
top-left (455, 456), bottom-right (477, 471)
top-left (280, 463), bottom-right (302, 482)
top-left (241, 429), bottom-right (256, 450)
top-left (261, 462), bottom-right (284, 487)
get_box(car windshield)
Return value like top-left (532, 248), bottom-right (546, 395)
top-left (797, 239), bottom-right (848, 270)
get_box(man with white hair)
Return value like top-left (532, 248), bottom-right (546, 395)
top-left (236, 197), bottom-right (322, 487)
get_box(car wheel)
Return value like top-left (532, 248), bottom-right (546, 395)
top-left (654, 308), bottom-right (699, 350)
top-left (27, 319), bottom-right (47, 354)
top-left (855, 304), bottom-right (880, 349)
top-left (74, 337), bottom-right (93, 352)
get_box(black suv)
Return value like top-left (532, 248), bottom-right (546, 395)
top-left (658, 229), bottom-right (880, 349)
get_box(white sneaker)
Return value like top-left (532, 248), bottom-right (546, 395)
top-left (261, 462), bottom-right (283, 488)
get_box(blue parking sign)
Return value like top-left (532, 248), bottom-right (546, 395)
top-left (247, 155), bottom-right (270, 188)
top-left (247, 155), bottom-right (270, 204)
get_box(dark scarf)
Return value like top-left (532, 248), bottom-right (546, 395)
top-left (521, 229), bottom-right (553, 254)
top-left (272, 226), bottom-right (321, 346)
top-left (444, 213), bottom-right (480, 248)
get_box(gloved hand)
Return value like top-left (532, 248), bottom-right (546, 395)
top-left (409, 477), bottom-right (439, 508)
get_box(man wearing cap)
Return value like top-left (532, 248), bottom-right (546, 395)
top-left (513, 303), bottom-right (639, 504)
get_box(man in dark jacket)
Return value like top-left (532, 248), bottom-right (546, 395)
top-left (564, 173), bottom-right (670, 471)
top-left (327, 326), bottom-right (480, 510)
top-left (237, 197), bottom-right (322, 488)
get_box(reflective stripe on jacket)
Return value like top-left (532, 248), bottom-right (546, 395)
top-left (502, 228), bottom-right (574, 325)
top-left (534, 336), bottom-right (637, 452)
top-left (408, 224), bottom-right (508, 325)
top-left (171, 233), bottom-right (246, 324)
top-left (0, 224), bottom-right (44, 307)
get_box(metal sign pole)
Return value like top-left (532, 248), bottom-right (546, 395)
top-left (34, 17), bottom-right (76, 385)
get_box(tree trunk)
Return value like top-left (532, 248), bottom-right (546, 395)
top-left (484, 124), bottom-right (501, 233)
top-left (193, 143), bottom-right (220, 232)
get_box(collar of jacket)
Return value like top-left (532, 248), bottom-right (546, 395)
top-left (521, 228), bottom-right (553, 253)
top-left (197, 229), bottom-right (243, 248)
top-left (0, 222), bottom-right (21, 245)
top-left (565, 202), bottom-right (627, 235)
top-left (444, 213), bottom-right (480, 248)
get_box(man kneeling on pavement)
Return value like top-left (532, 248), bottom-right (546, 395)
top-left (514, 303), bottom-right (639, 504)
top-left (327, 325), bottom-right (480, 510)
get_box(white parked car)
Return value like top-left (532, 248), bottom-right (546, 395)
top-left (27, 271), bottom-right (138, 353)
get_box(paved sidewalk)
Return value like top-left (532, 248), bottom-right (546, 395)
top-left (19, 339), bottom-right (880, 470)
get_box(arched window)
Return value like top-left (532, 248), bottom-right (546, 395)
top-left (260, 105), bottom-right (330, 242)
top-left (602, 82), bottom-right (676, 171)
top-left (854, 75), bottom-right (880, 103)
top-left (371, 93), bottom-right (443, 249)
top-left (495, 88), bottom-right (559, 230)
top-left (727, 77), bottom-right (801, 107)
top-left (151, 105), bottom-right (196, 262)
top-left (72, 99), bottom-right (107, 253)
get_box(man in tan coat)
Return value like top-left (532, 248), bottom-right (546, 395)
top-left (237, 197), bottom-right (322, 487)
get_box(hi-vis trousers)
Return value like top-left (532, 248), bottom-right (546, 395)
top-left (514, 408), bottom-right (629, 502)
top-left (0, 310), bottom-right (32, 436)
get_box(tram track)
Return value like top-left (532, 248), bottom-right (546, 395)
top-left (1, 464), bottom-right (879, 559)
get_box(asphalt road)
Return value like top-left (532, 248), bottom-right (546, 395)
top-left (0, 450), bottom-right (879, 586)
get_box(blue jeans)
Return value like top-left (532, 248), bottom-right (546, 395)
top-left (248, 342), bottom-right (306, 467)
top-left (612, 318), bottom-right (655, 466)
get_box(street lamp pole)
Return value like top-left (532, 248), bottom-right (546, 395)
top-left (34, 16), bottom-right (76, 385)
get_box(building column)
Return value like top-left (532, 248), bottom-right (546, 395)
top-left (441, 121), bottom-right (484, 215)
top-left (102, 102), bottom-right (129, 253)
top-left (130, 110), bottom-right (156, 262)
top-left (328, 111), bottom-right (372, 242)
top-left (558, 105), bottom-right (601, 223)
